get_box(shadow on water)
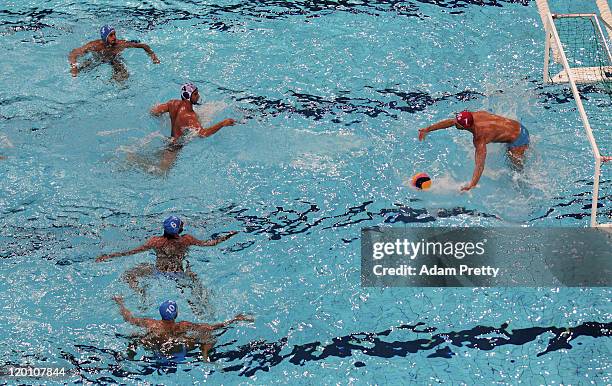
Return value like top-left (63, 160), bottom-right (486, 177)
top-left (227, 88), bottom-right (485, 124)
top-left (49, 320), bottom-right (609, 382)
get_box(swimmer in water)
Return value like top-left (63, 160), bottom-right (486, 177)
top-left (113, 296), bottom-right (253, 362)
top-left (419, 111), bottom-right (530, 191)
top-left (97, 216), bottom-right (237, 317)
top-left (129, 83), bottom-right (237, 174)
top-left (142, 83), bottom-right (236, 172)
top-left (68, 25), bottom-right (160, 81)
top-left (151, 83), bottom-right (236, 139)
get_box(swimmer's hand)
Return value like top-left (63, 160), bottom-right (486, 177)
top-left (96, 254), bottom-right (112, 262)
top-left (460, 183), bottom-right (475, 192)
top-left (233, 314), bottom-right (254, 323)
top-left (151, 53), bottom-right (160, 64)
top-left (70, 65), bottom-right (78, 77)
top-left (112, 295), bottom-right (125, 304)
top-left (418, 128), bottom-right (428, 141)
top-left (221, 231), bottom-right (238, 241)
top-left (221, 118), bottom-right (236, 127)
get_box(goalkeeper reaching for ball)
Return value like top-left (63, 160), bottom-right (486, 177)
top-left (418, 111), bottom-right (530, 191)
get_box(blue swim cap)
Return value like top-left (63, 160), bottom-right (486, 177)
top-left (159, 300), bottom-right (178, 321)
top-left (163, 216), bottom-right (182, 235)
top-left (100, 25), bottom-right (115, 43)
top-left (181, 83), bottom-right (198, 101)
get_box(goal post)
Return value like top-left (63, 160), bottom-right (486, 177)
top-left (541, 10), bottom-right (611, 228)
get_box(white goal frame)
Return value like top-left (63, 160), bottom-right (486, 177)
top-left (542, 12), bottom-right (612, 228)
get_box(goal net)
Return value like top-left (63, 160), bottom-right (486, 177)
top-left (543, 13), bottom-right (611, 227)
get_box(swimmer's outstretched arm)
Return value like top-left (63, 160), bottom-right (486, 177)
top-left (68, 42), bottom-right (98, 77)
top-left (113, 295), bottom-right (154, 328)
top-left (191, 314), bottom-right (254, 332)
top-left (418, 119), bottom-right (455, 141)
top-left (461, 143), bottom-right (487, 192)
top-left (198, 119), bottom-right (236, 137)
top-left (150, 102), bottom-right (170, 116)
top-left (121, 41), bottom-right (160, 63)
top-left (96, 241), bottom-right (153, 262)
top-left (184, 231), bottom-right (238, 247)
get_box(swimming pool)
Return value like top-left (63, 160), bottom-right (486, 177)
top-left (0, 0), bottom-right (610, 384)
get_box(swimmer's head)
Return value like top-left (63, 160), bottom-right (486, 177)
top-left (455, 111), bottom-right (474, 130)
top-left (163, 215), bottom-right (183, 237)
top-left (159, 300), bottom-right (178, 321)
top-left (181, 83), bottom-right (200, 105)
top-left (100, 25), bottom-right (116, 45)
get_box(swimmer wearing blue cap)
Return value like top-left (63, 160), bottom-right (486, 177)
top-left (113, 295), bottom-right (253, 362)
top-left (96, 215), bottom-right (237, 265)
top-left (68, 25), bottom-right (160, 80)
top-left (97, 216), bottom-right (237, 317)
top-left (151, 83), bottom-right (236, 139)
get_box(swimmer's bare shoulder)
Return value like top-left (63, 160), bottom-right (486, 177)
top-left (151, 99), bottom-right (180, 116)
top-left (69, 40), bottom-right (104, 57)
top-left (180, 234), bottom-right (200, 245)
top-left (473, 111), bottom-right (518, 125)
top-left (146, 236), bottom-right (168, 248)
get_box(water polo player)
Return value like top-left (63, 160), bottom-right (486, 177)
top-left (150, 82), bottom-right (236, 139)
top-left (113, 296), bottom-right (253, 362)
top-left (97, 216), bottom-right (238, 317)
top-left (68, 25), bottom-right (160, 81)
top-left (418, 111), bottom-right (530, 191)
top-left (145, 83), bottom-right (237, 172)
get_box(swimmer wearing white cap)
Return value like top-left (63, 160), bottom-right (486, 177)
top-left (150, 82), bottom-right (236, 139)
top-left (145, 83), bottom-right (237, 172)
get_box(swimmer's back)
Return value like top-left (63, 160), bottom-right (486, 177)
top-left (147, 236), bottom-right (189, 271)
top-left (166, 99), bottom-right (202, 138)
top-left (472, 111), bottom-right (521, 144)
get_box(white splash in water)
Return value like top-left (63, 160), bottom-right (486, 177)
top-left (0, 135), bottom-right (13, 148)
top-left (116, 130), bottom-right (168, 155)
top-left (194, 101), bottom-right (229, 126)
top-left (480, 78), bottom-right (538, 120)
top-left (97, 127), bottom-right (139, 136)
top-left (425, 173), bottom-right (463, 194)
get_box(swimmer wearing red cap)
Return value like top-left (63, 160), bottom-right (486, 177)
top-left (68, 25), bottom-right (160, 80)
top-left (418, 111), bottom-right (529, 191)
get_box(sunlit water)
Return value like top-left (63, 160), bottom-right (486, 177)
top-left (0, 0), bottom-right (610, 384)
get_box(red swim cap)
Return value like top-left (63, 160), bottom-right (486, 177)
top-left (455, 111), bottom-right (474, 129)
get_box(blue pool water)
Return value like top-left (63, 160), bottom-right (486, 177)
top-left (0, 0), bottom-right (610, 384)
